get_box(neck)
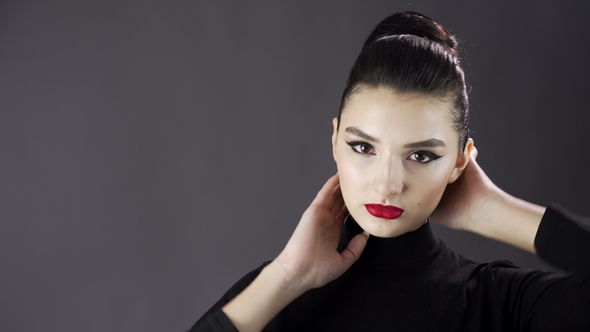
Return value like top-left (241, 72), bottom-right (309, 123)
top-left (338, 215), bottom-right (441, 266)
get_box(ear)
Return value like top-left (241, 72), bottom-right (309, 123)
top-left (331, 117), bottom-right (339, 162)
top-left (448, 138), bottom-right (474, 184)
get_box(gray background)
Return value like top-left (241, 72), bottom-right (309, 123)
top-left (1, 1), bottom-right (589, 331)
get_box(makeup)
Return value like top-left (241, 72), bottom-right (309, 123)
top-left (365, 204), bottom-right (404, 219)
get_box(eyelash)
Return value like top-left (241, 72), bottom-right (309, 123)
top-left (346, 141), bottom-right (375, 155)
top-left (345, 141), bottom-right (442, 164)
top-left (408, 151), bottom-right (442, 164)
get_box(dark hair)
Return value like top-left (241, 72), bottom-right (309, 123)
top-left (338, 11), bottom-right (469, 153)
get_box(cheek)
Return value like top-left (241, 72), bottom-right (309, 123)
top-left (335, 150), bottom-right (366, 204)
top-left (335, 156), bottom-right (353, 194)
top-left (409, 166), bottom-right (452, 209)
top-left (421, 183), bottom-right (447, 206)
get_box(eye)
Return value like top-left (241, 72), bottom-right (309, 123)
top-left (346, 141), bottom-right (375, 155)
top-left (408, 151), bottom-right (441, 164)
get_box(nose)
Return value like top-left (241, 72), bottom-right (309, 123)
top-left (372, 158), bottom-right (404, 199)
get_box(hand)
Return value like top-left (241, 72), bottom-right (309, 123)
top-left (432, 147), bottom-right (499, 230)
top-left (432, 147), bottom-right (545, 253)
top-left (273, 174), bottom-right (369, 290)
top-left (221, 174), bottom-right (369, 332)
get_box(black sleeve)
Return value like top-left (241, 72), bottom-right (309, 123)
top-left (534, 203), bottom-right (590, 277)
top-left (188, 262), bottom-right (270, 332)
top-left (490, 203), bottom-right (590, 331)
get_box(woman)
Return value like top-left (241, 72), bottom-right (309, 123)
top-left (191, 12), bottom-right (590, 331)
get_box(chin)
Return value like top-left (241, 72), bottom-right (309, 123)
top-left (354, 215), bottom-right (420, 238)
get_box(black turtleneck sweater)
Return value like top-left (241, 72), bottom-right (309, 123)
top-left (191, 203), bottom-right (590, 331)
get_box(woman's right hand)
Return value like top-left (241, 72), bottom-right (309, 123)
top-left (273, 173), bottom-right (370, 290)
top-left (222, 174), bottom-right (369, 332)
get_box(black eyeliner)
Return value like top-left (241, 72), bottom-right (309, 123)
top-left (345, 140), bottom-right (367, 147)
top-left (422, 151), bottom-right (442, 160)
top-left (410, 150), bottom-right (442, 164)
top-left (345, 140), bottom-right (373, 155)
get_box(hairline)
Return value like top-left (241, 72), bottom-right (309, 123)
top-left (337, 84), bottom-right (464, 154)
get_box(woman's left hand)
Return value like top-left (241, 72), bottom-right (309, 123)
top-left (432, 147), bottom-right (544, 253)
top-left (431, 147), bottom-right (492, 230)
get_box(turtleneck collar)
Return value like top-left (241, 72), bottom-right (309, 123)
top-left (338, 215), bottom-right (441, 266)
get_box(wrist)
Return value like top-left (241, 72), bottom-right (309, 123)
top-left (269, 255), bottom-right (313, 295)
top-left (464, 189), bottom-right (545, 253)
top-left (221, 260), bottom-right (308, 331)
top-left (461, 186), bottom-right (506, 234)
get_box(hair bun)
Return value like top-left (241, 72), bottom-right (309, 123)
top-left (363, 11), bottom-right (459, 58)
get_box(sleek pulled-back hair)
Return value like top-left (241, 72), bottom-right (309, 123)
top-left (338, 11), bottom-right (469, 153)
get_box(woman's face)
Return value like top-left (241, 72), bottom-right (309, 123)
top-left (332, 87), bottom-right (471, 238)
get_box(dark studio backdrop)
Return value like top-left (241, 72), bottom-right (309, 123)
top-left (1, 1), bottom-right (590, 331)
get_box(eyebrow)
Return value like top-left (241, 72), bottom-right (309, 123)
top-left (403, 139), bottom-right (446, 149)
top-left (344, 126), bottom-right (445, 149)
top-left (345, 127), bottom-right (379, 143)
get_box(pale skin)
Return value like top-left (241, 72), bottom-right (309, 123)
top-left (432, 146), bottom-right (545, 254)
top-left (221, 88), bottom-right (546, 332)
top-left (332, 88), bottom-right (472, 239)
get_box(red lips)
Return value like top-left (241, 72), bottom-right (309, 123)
top-left (365, 204), bottom-right (404, 219)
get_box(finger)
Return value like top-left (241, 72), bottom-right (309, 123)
top-left (325, 182), bottom-right (341, 207)
top-left (470, 146), bottom-right (478, 160)
top-left (334, 203), bottom-right (349, 226)
top-left (327, 185), bottom-right (344, 215)
top-left (340, 231), bottom-right (369, 266)
top-left (311, 174), bottom-right (339, 207)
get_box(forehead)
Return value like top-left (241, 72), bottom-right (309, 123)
top-left (340, 88), bottom-right (458, 145)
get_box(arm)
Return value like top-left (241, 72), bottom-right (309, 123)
top-left (432, 147), bottom-right (545, 254)
top-left (194, 174), bottom-right (369, 332)
top-left (434, 148), bottom-right (590, 329)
